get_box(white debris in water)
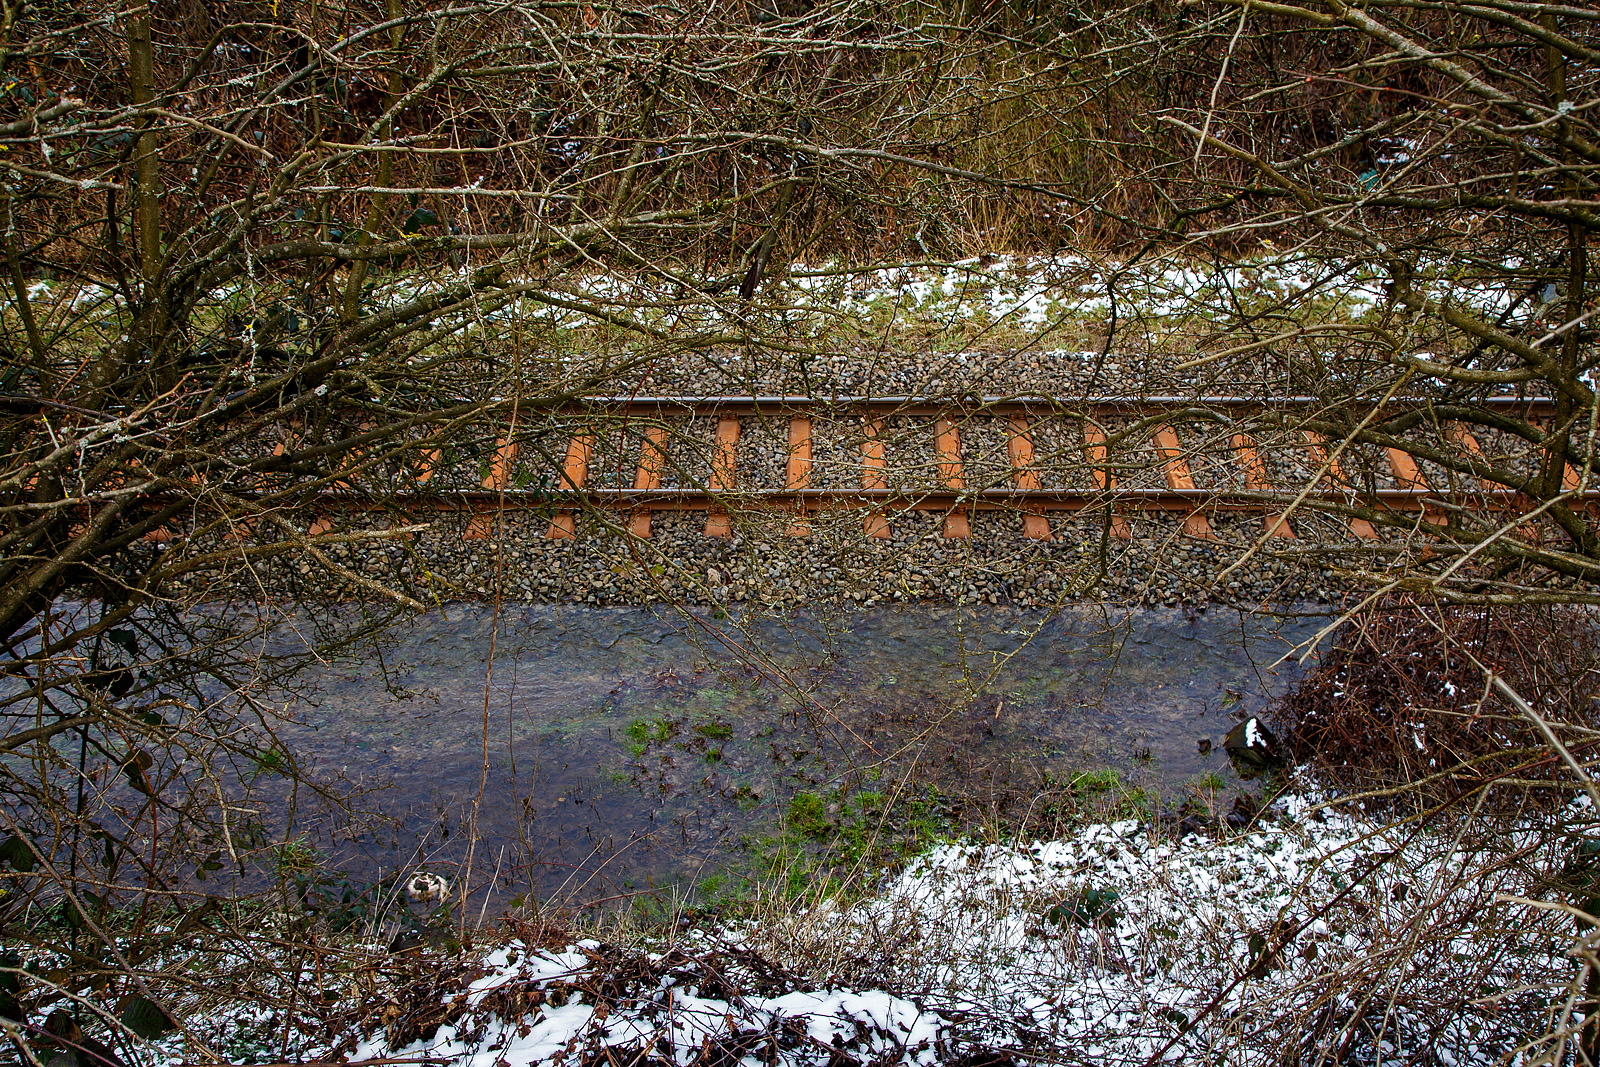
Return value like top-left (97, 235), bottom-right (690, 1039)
top-left (405, 870), bottom-right (451, 903)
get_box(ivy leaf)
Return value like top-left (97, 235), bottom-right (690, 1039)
top-left (194, 851), bottom-right (224, 882)
top-left (107, 629), bottom-right (139, 657)
top-left (107, 668), bottom-right (135, 699)
top-left (401, 208), bottom-right (439, 234)
top-left (0, 836), bottom-right (36, 872)
top-left (0, 949), bottom-right (23, 1023)
top-left (119, 996), bottom-right (177, 1039)
top-left (57, 896), bottom-right (90, 929)
top-left (121, 750), bottom-right (155, 794)
top-left (1248, 931), bottom-right (1268, 960)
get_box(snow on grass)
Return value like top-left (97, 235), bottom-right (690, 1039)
top-left (336, 250), bottom-right (1507, 340)
top-left (12, 251), bottom-right (1516, 352)
top-left (328, 789), bottom-right (1581, 1066)
top-left (745, 790), bottom-right (1577, 1063)
top-left (785, 253), bottom-right (1393, 331)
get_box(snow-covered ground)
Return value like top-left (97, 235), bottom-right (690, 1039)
top-left (786, 253), bottom-right (1395, 330)
top-left (335, 252), bottom-right (1407, 334)
top-left (23, 251), bottom-right (1515, 341)
top-left (353, 947), bottom-right (950, 1067)
top-left (324, 789), bottom-right (1582, 1067)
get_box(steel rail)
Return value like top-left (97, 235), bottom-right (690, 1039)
top-left (543, 394), bottom-right (1563, 416)
top-left (292, 485), bottom-right (1590, 512)
top-left (126, 392), bottom-right (1592, 542)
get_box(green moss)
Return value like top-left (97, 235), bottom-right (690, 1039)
top-left (852, 791), bottom-right (885, 813)
top-left (626, 716), bottom-right (676, 745)
top-left (787, 791), bottom-right (830, 837)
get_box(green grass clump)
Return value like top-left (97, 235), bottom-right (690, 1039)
top-left (694, 720), bottom-right (733, 740)
top-left (1072, 768), bottom-right (1124, 794)
top-left (788, 791), bottom-right (830, 838)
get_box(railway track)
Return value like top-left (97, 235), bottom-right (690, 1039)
top-left (289, 393), bottom-right (1587, 544)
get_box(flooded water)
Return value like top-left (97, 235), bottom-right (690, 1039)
top-left (276, 602), bottom-right (1331, 909)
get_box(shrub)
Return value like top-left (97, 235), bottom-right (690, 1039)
top-left (1272, 599), bottom-right (1600, 805)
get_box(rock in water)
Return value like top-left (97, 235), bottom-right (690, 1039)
top-left (1223, 717), bottom-right (1281, 778)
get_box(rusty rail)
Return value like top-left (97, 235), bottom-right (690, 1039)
top-left (171, 393), bottom-right (1592, 543)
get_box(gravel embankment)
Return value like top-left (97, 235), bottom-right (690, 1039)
top-left (192, 499), bottom-right (1375, 610)
top-left (627, 345), bottom-right (1278, 400)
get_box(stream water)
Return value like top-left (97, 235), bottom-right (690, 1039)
top-left (274, 602), bottom-right (1331, 909)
